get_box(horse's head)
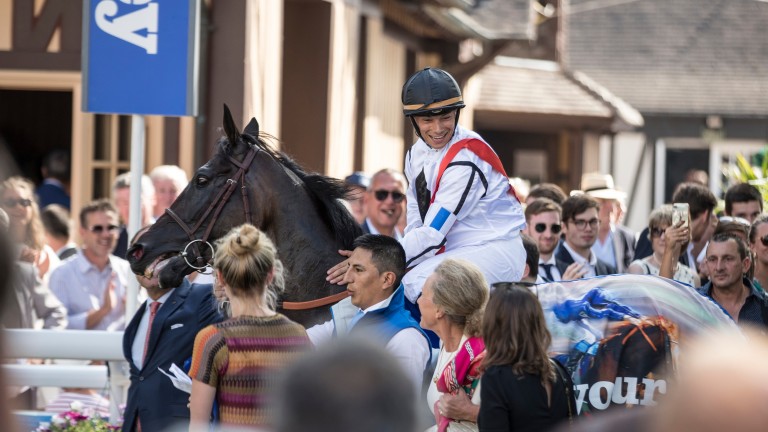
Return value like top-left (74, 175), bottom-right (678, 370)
top-left (127, 105), bottom-right (264, 289)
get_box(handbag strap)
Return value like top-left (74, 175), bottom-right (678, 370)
top-left (550, 358), bottom-right (576, 425)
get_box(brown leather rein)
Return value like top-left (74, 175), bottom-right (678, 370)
top-left (163, 143), bottom-right (350, 311)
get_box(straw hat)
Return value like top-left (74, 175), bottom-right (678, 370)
top-left (580, 172), bottom-right (626, 201)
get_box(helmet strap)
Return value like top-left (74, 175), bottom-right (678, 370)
top-left (409, 108), bottom-right (462, 149)
top-left (410, 116), bottom-right (424, 142)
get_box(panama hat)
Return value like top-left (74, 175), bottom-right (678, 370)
top-left (581, 172), bottom-right (626, 201)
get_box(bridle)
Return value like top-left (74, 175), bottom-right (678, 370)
top-left (162, 139), bottom-right (349, 310)
top-left (164, 144), bottom-right (258, 272)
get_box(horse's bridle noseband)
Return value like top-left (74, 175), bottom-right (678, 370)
top-left (164, 145), bottom-right (259, 271)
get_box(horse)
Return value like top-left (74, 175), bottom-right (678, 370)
top-left (126, 105), bottom-right (362, 327)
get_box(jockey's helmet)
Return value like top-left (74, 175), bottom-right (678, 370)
top-left (401, 68), bottom-right (465, 117)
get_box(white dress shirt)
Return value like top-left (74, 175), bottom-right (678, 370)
top-left (562, 241), bottom-right (598, 279)
top-left (48, 250), bottom-right (135, 330)
top-left (131, 289), bottom-right (175, 370)
top-left (364, 217), bottom-right (403, 240)
top-left (538, 254), bottom-right (562, 282)
top-left (591, 226), bottom-right (618, 269)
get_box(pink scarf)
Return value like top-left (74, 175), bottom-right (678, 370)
top-left (434, 336), bottom-right (485, 431)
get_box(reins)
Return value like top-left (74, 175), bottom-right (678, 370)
top-left (163, 141), bottom-right (348, 311)
top-left (280, 291), bottom-right (350, 310)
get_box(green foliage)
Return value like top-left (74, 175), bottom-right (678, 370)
top-left (723, 151), bottom-right (768, 204)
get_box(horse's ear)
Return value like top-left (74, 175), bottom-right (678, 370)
top-left (243, 117), bottom-right (259, 139)
top-left (222, 104), bottom-right (241, 146)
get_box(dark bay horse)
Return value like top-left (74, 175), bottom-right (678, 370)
top-left (126, 106), bottom-right (361, 326)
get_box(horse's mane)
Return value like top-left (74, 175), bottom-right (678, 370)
top-left (222, 134), bottom-right (362, 249)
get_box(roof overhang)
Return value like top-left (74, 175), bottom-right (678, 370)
top-left (472, 57), bottom-right (643, 133)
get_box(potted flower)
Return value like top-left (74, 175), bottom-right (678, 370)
top-left (36, 401), bottom-right (121, 432)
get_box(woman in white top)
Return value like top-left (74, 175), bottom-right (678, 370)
top-left (628, 205), bottom-right (700, 287)
top-left (417, 258), bottom-right (488, 431)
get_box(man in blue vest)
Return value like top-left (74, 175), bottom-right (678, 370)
top-left (308, 234), bottom-right (431, 396)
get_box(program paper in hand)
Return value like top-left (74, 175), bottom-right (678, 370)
top-left (158, 363), bottom-right (192, 394)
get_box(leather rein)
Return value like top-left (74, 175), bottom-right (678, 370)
top-left (163, 142), bottom-right (349, 311)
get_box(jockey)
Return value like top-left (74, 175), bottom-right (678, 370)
top-left (397, 67), bottom-right (526, 306)
top-left (328, 68), bottom-right (526, 342)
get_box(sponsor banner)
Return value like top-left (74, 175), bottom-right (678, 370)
top-left (532, 274), bottom-right (735, 415)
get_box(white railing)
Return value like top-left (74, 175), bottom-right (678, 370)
top-left (2, 329), bottom-right (128, 423)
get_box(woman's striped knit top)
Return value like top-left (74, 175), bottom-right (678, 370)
top-left (189, 313), bottom-right (310, 427)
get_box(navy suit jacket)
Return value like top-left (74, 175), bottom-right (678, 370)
top-left (122, 280), bottom-right (222, 432)
top-left (555, 243), bottom-right (616, 279)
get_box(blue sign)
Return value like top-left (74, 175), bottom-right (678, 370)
top-left (82, 0), bottom-right (199, 116)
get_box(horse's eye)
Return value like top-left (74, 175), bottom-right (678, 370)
top-left (196, 176), bottom-right (210, 187)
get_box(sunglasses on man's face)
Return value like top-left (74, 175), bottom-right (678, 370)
top-left (534, 223), bottom-right (561, 234)
top-left (373, 190), bottom-right (405, 203)
top-left (2, 198), bottom-right (32, 208)
top-left (88, 224), bottom-right (120, 234)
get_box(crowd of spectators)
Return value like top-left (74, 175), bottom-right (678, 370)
top-left (1, 67), bottom-right (767, 431)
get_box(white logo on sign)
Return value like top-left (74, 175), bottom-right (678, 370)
top-left (95, 0), bottom-right (159, 54)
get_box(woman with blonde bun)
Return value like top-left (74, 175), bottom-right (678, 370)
top-left (188, 224), bottom-right (309, 430)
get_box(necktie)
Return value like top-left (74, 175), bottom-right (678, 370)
top-left (142, 301), bottom-right (162, 363)
top-left (540, 263), bottom-right (555, 282)
top-left (348, 309), bottom-right (365, 331)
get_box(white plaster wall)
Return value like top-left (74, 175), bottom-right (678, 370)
top-left (611, 132), bottom-right (649, 233)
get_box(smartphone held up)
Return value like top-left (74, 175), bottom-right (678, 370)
top-left (672, 203), bottom-right (690, 228)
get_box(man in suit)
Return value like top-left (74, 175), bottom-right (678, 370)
top-left (360, 169), bottom-right (406, 240)
top-left (555, 194), bottom-right (616, 279)
top-left (581, 173), bottom-right (636, 273)
top-left (525, 198), bottom-right (565, 282)
top-left (122, 227), bottom-right (222, 432)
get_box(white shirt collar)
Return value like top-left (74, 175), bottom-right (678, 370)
top-left (147, 289), bottom-right (175, 310)
top-left (563, 241), bottom-right (597, 266)
top-left (359, 289), bottom-right (397, 314)
top-left (539, 255), bottom-right (558, 266)
top-left (364, 218), bottom-right (403, 240)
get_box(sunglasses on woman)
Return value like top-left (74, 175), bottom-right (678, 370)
top-left (761, 235), bottom-right (768, 247)
top-left (2, 198), bottom-right (32, 208)
top-left (534, 223), bottom-right (561, 234)
top-left (373, 190), bottom-right (405, 203)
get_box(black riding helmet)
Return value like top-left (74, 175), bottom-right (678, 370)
top-left (402, 67), bottom-right (465, 144)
